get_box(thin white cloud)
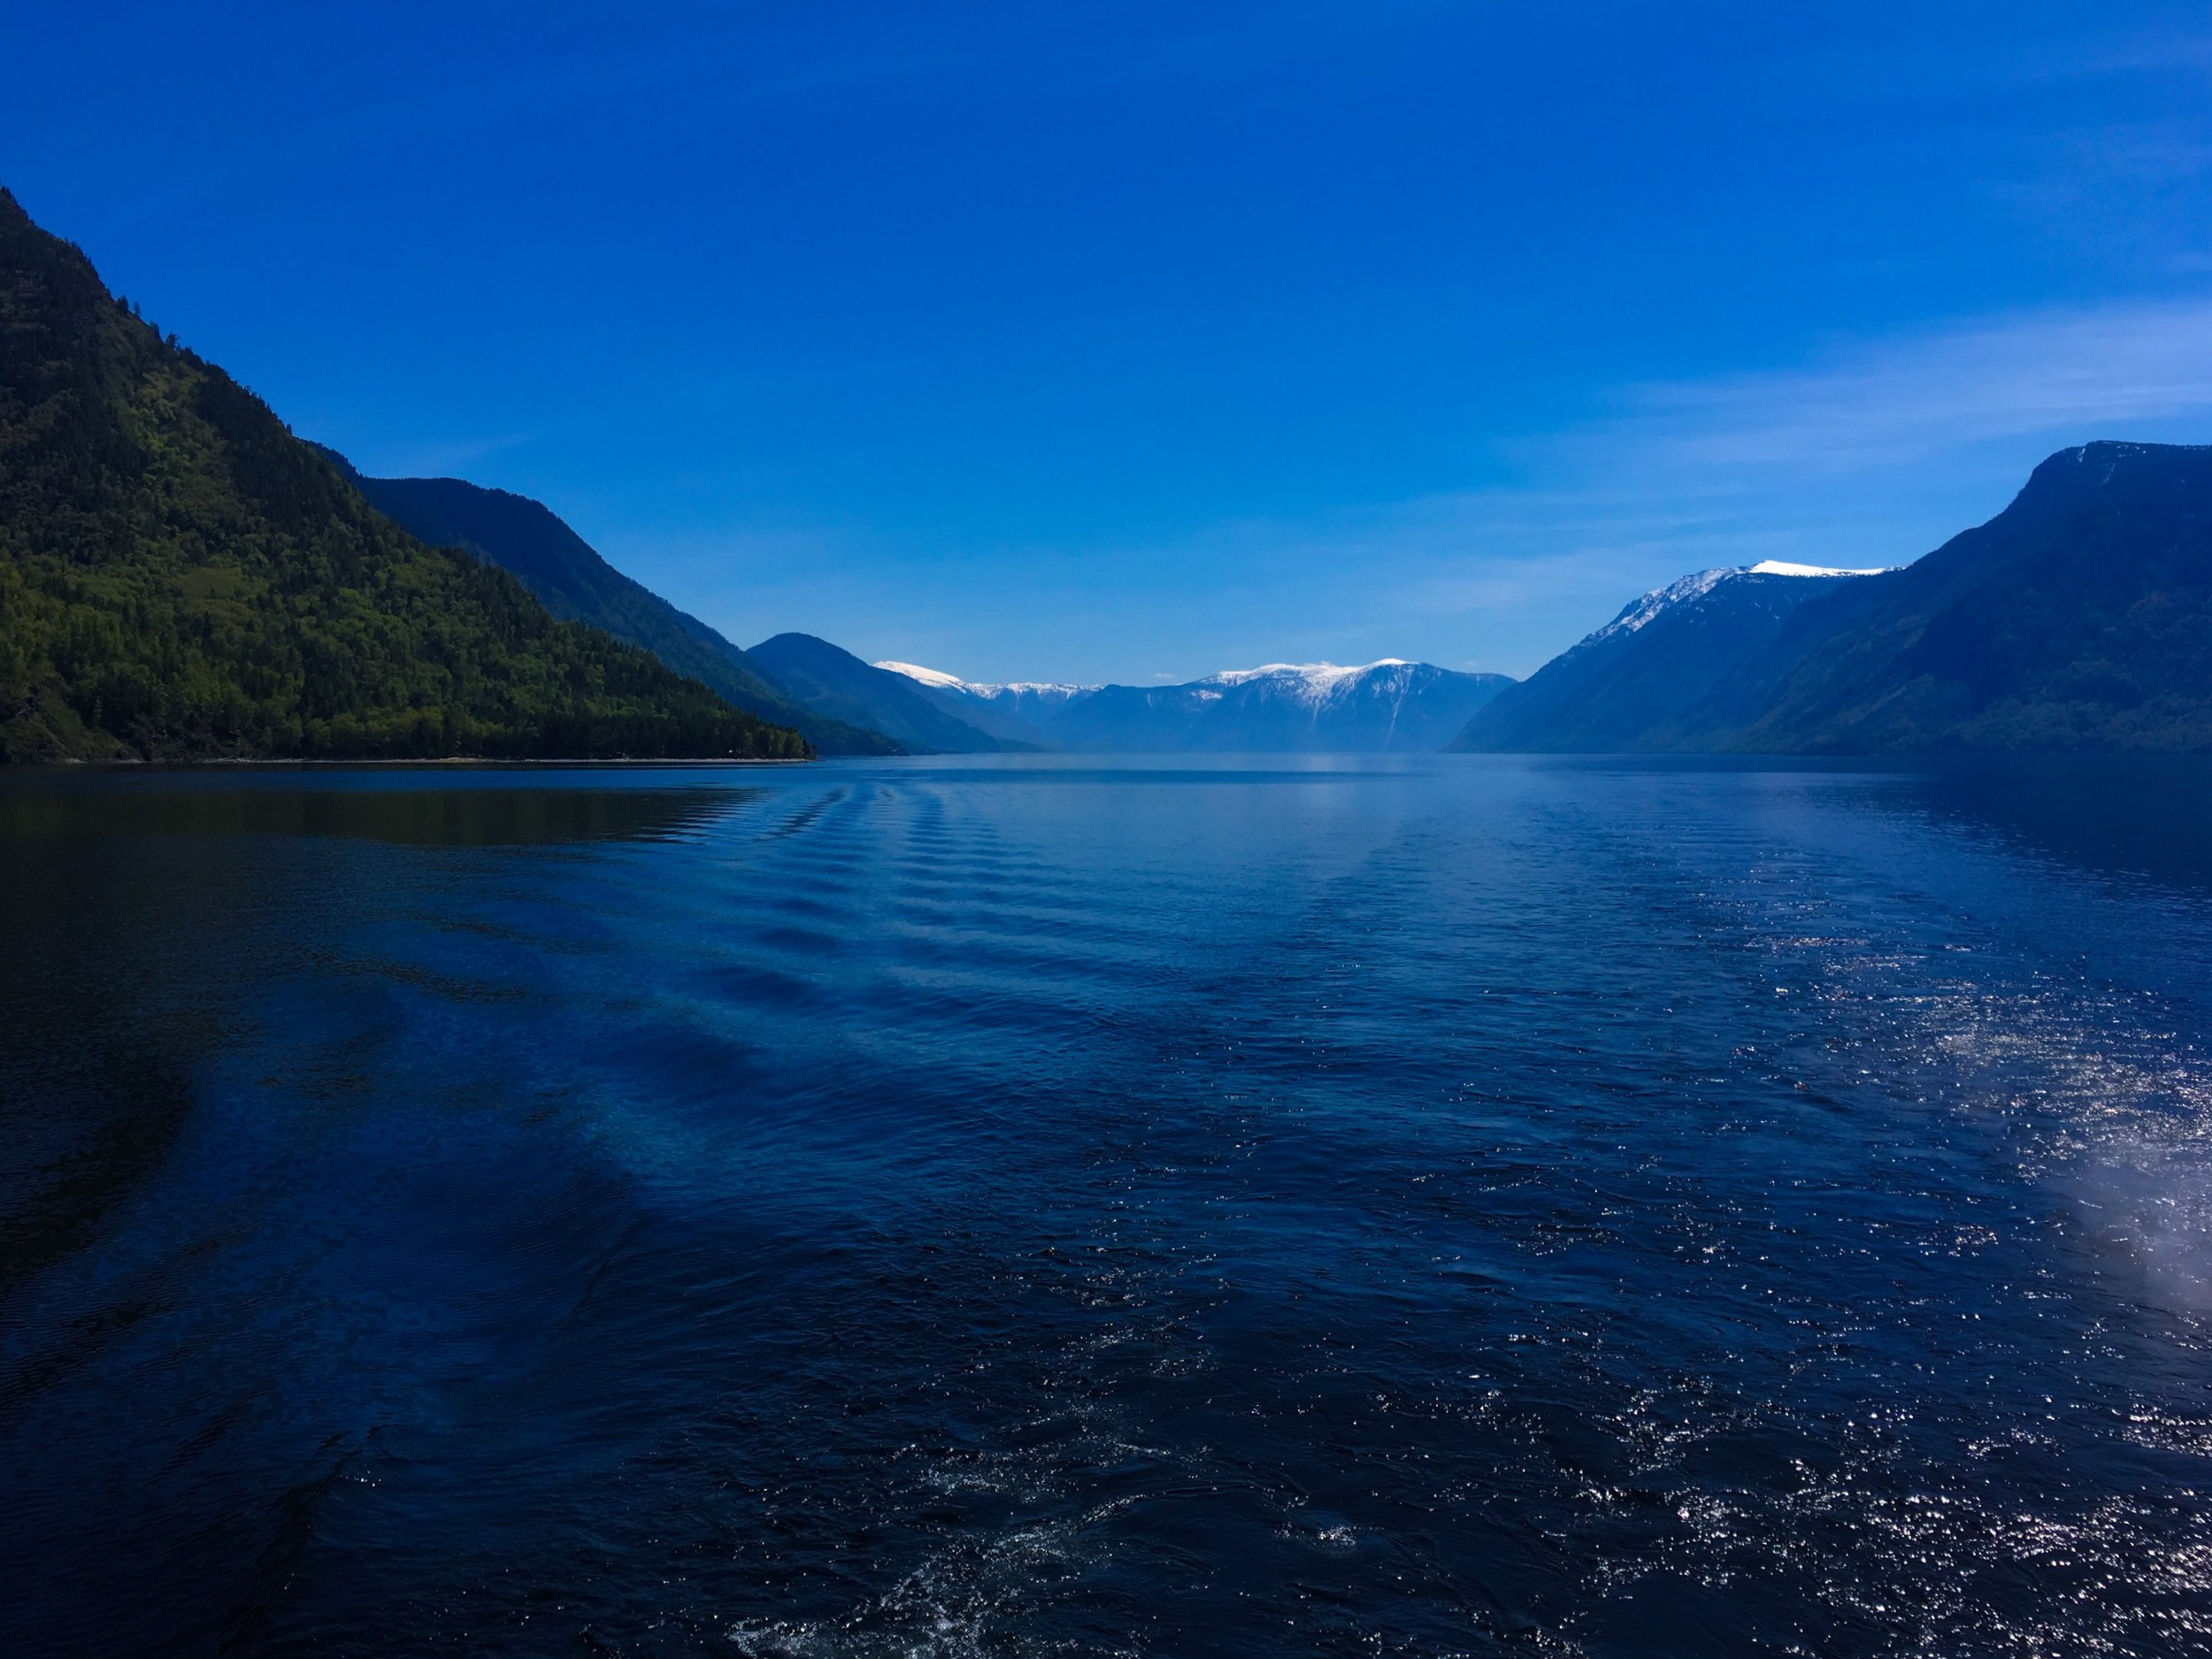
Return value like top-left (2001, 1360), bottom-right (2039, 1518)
top-left (1610, 296), bottom-right (2212, 473)
top-left (631, 292), bottom-right (2212, 683)
top-left (1135, 295), bottom-right (2212, 675)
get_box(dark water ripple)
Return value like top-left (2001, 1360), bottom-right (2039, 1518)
top-left (3, 757), bottom-right (2211, 1656)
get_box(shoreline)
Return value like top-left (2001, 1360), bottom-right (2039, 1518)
top-left (4, 755), bottom-right (817, 772)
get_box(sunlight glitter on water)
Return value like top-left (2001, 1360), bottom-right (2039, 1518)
top-left (4, 757), bottom-right (2210, 1656)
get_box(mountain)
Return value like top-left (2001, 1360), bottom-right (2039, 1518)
top-left (879, 659), bottom-right (1511, 752)
top-left (1450, 561), bottom-right (1889, 751)
top-left (1727, 442), bottom-right (2212, 751)
top-left (745, 634), bottom-right (1036, 753)
top-left (872, 662), bottom-right (1080, 745)
top-left (318, 457), bottom-right (900, 757)
top-left (1051, 661), bottom-right (1512, 752)
top-left (0, 188), bottom-right (807, 763)
top-left (1455, 442), bottom-right (2212, 754)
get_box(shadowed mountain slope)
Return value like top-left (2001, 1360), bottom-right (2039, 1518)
top-left (1452, 563), bottom-right (1886, 752)
top-left (747, 634), bottom-right (1033, 754)
top-left (1726, 442), bottom-right (2212, 751)
top-left (868, 662), bottom-right (1065, 749)
top-left (0, 188), bottom-right (808, 763)
top-left (320, 460), bottom-right (898, 757)
top-left (1455, 442), bottom-right (2212, 754)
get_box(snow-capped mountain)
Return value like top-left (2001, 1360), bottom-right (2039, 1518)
top-left (748, 634), bottom-right (1039, 752)
top-left (875, 657), bottom-right (1514, 751)
top-left (1454, 559), bottom-right (1893, 751)
top-left (1580, 561), bottom-right (1892, 652)
top-left (1194, 659), bottom-right (1410, 695)
top-left (875, 662), bottom-right (1099, 730)
top-left (1057, 660), bottom-right (1511, 752)
top-left (1460, 442), bottom-right (2212, 752)
top-left (876, 661), bottom-right (967, 689)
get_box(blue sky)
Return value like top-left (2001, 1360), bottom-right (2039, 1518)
top-left (9, 3), bottom-right (2212, 682)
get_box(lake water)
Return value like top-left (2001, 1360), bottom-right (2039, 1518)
top-left (4, 755), bottom-right (2210, 1657)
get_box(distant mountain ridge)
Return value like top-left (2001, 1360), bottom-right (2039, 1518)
top-left (747, 634), bottom-right (1039, 754)
top-left (875, 662), bottom-right (1096, 730)
top-left (872, 668), bottom-right (1097, 739)
top-left (321, 457), bottom-right (899, 756)
top-left (1455, 442), bottom-right (2212, 754)
top-left (880, 658), bottom-right (1514, 751)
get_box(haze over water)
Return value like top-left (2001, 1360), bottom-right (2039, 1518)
top-left (4, 757), bottom-right (2210, 1656)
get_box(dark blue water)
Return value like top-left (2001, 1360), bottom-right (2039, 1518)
top-left (4, 756), bottom-right (2211, 1656)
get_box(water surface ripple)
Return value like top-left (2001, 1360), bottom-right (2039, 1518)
top-left (4, 756), bottom-right (2210, 1656)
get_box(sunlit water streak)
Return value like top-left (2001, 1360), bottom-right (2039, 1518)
top-left (2, 756), bottom-right (2209, 1656)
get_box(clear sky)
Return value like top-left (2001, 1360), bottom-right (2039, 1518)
top-left (9, 3), bottom-right (2212, 683)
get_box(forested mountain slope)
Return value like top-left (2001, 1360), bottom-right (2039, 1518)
top-left (325, 459), bottom-right (897, 756)
top-left (0, 188), bottom-right (807, 762)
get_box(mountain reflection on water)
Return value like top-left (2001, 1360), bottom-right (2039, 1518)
top-left (0, 771), bottom-right (753, 846)
top-left (3, 756), bottom-right (2209, 1658)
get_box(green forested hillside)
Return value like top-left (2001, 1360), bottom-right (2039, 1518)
top-left (0, 188), bottom-right (808, 762)
top-left (320, 457), bottom-right (902, 755)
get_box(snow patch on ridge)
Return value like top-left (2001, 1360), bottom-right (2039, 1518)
top-left (881, 657), bottom-right (1448, 711)
top-left (1747, 559), bottom-right (1893, 578)
top-left (884, 657), bottom-right (1423, 703)
top-left (1193, 660), bottom-right (1420, 710)
top-left (1579, 560), bottom-right (1894, 652)
top-left (1585, 570), bottom-right (1736, 645)
top-left (1202, 659), bottom-right (1409, 687)
top-left (876, 660), bottom-right (967, 689)
top-left (876, 661), bottom-right (1097, 700)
